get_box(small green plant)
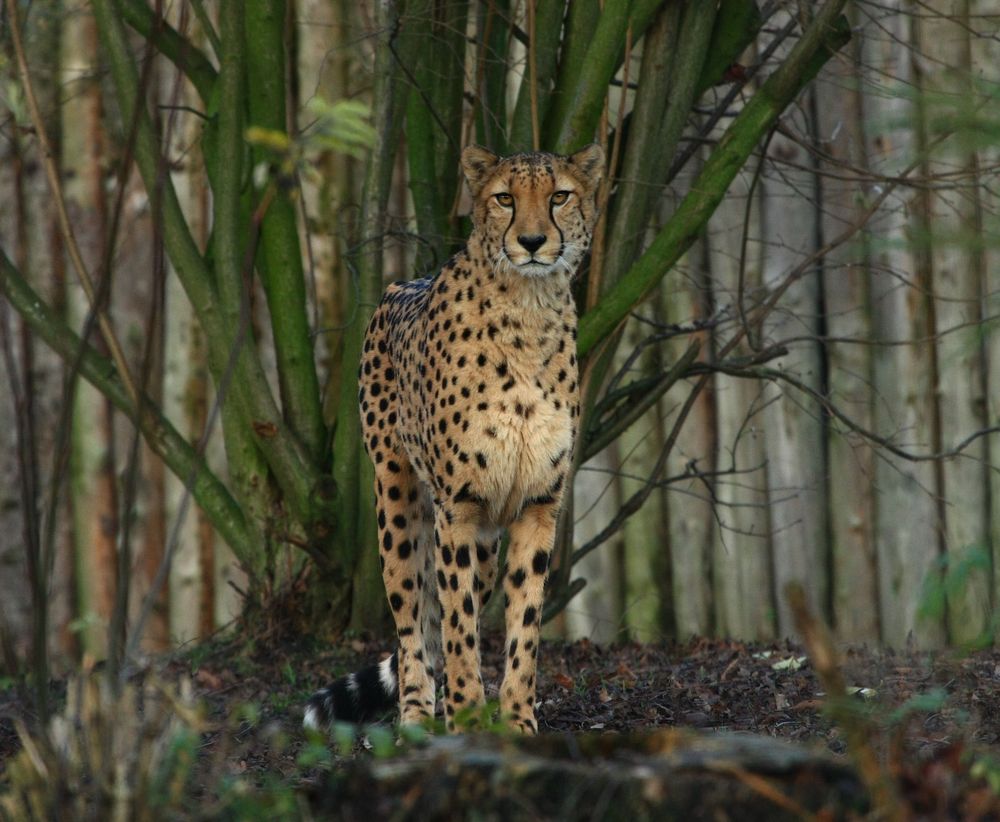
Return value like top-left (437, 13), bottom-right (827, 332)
top-left (366, 724), bottom-right (396, 758)
top-left (918, 545), bottom-right (996, 650)
top-left (970, 754), bottom-right (1000, 796)
top-left (886, 688), bottom-right (949, 727)
top-left (297, 735), bottom-right (335, 769)
top-left (451, 699), bottom-right (516, 735)
top-left (268, 691), bottom-right (296, 711)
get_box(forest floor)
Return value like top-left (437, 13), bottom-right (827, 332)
top-left (3, 632), bottom-right (1000, 817)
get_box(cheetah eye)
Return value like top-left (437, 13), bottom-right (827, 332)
top-left (494, 192), bottom-right (514, 207)
top-left (551, 190), bottom-right (571, 205)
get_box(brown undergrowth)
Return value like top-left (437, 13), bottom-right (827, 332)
top-left (3, 626), bottom-right (1000, 819)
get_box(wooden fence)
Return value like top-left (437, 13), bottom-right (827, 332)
top-left (1, 2), bottom-right (998, 660)
top-left (569, 2), bottom-right (1000, 648)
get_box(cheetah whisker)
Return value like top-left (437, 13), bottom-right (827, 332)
top-left (493, 248), bottom-right (515, 276)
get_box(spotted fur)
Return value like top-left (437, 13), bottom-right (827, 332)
top-left (305, 144), bottom-right (604, 734)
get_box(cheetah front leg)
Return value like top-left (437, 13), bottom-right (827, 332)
top-left (374, 456), bottom-right (437, 727)
top-left (435, 506), bottom-right (487, 731)
top-left (500, 500), bottom-right (560, 734)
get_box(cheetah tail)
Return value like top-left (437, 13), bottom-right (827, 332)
top-left (303, 651), bottom-right (398, 730)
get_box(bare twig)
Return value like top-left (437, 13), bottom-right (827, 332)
top-left (583, 339), bottom-right (700, 462)
top-left (786, 583), bottom-right (905, 821)
top-left (717, 765), bottom-right (818, 820)
top-left (694, 361), bottom-right (1000, 464)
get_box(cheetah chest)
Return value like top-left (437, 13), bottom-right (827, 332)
top-left (470, 367), bottom-right (574, 525)
top-left (397, 295), bottom-right (576, 526)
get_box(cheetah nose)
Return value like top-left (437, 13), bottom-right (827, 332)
top-left (518, 234), bottom-right (546, 254)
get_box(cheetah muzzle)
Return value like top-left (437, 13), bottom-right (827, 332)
top-left (305, 144), bottom-right (605, 734)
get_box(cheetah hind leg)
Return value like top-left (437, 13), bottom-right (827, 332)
top-left (375, 459), bottom-right (440, 728)
top-left (303, 464), bottom-right (439, 731)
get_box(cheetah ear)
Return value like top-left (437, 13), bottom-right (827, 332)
top-left (569, 143), bottom-right (605, 190)
top-left (461, 145), bottom-right (500, 196)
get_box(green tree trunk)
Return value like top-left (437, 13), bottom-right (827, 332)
top-left (327, 0), bottom-right (407, 633)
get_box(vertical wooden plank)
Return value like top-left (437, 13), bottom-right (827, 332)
top-left (920, 2), bottom-right (991, 644)
top-left (865, 4), bottom-right (945, 648)
top-left (707, 172), bottom-right (775, 640)
top-left (969, 0), bottom-right (1000, 632)
top-left (664, 219), bottom-right (714, 639)
top-left (568, 449), bottom-right (624, 642)
top-left (758, 102), bottom-right (829, 635)
top-left (814, 17), bottom-right (880, 642)
top-left (616, 306), bottom-right (674, 642)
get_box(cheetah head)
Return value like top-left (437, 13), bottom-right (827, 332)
top-left (461, 145), bottom-right (605, 278)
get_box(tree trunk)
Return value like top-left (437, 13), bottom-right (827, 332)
top-left (326, 0), bottom-right (407, 634)
top-left (59, 5), bottom-right (120, 659)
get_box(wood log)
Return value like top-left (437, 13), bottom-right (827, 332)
top-left (308, 729), bottom-right (867, 820)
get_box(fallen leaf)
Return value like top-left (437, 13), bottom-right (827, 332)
top-left (195, 669), bottom-right (223, 690)
top-left (554, 673), bottom-right (574, 690)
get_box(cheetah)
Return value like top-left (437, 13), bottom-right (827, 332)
top-left (305, 144), bottom-right (605, 734)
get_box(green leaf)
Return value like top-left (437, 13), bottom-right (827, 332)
top-left (297, 740), bottom-right (334, 768)
top-left (245, 126), bottom-right (292, 154)
top-left (304, 97), bottom-right (377, 159)
top-left (887, 688), bottom-right (949, 725)
top-left (333, 721), bottom-right (357, 756)
top-left (366, 724), bottom-right (396, 758)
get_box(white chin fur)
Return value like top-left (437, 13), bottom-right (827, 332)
top-left (516, 262), bottom-right (557, 277)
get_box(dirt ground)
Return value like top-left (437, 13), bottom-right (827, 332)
top-left (3, 632), bottom-right (1000, 816)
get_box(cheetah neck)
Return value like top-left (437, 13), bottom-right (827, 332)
top-left (462, 234), bottom-right (576, 316)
